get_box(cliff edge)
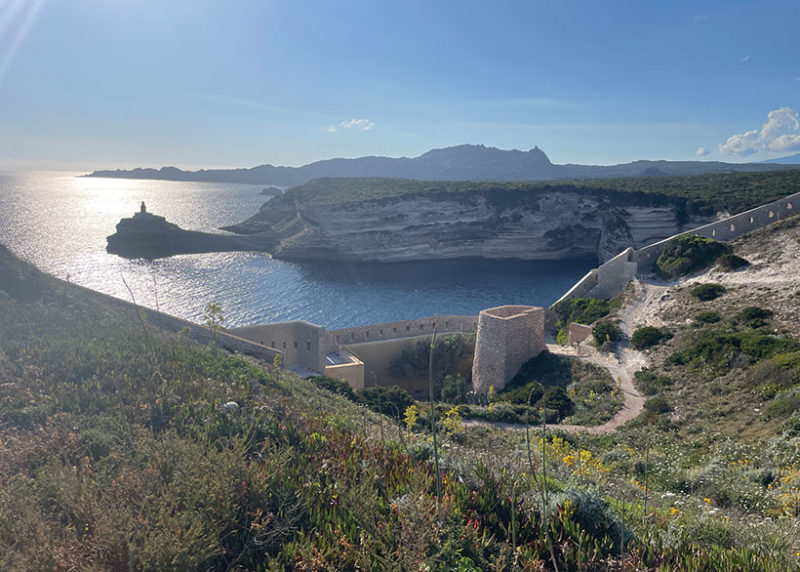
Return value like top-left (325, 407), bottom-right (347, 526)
top-left (223, 178), bottom-right (711, 263)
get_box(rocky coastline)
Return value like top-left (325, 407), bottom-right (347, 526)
top-left (107, 203), bottom-right (271, 259)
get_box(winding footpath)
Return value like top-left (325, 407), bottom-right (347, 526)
top-left (468, 280), bottom-right (672, 435)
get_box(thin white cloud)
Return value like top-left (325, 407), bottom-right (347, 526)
top-left (719, 107), bottom-right (800, 156)
top-left (326, 118), bottom-right (375, 133)
top-left (740, 55), bottom-right (751, 63)
top-left (695, 146), bottom-right (709, 156)
top-left (693, 14), bottom-right (709, 22)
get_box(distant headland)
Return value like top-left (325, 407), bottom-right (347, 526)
top-left (84, 144), bottom-right (799, 187)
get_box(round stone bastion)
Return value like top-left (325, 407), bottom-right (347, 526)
top-left (471, 305), bottom-right (545, 395)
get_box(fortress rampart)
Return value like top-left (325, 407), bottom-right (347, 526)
top-left (471, 305), bottom-right (545, 394)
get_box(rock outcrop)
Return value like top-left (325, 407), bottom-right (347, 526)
top-left (107, 203), bottom-right (271, 259)
top-left (224, 183), bottom-right (713, 263)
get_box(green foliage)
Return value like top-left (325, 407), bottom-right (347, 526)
top-left (441, 374), bottom-right (469, 404)
top-left (542, 386), bottom-right (575, 418)
top-left (634, 369), bottom-right (674, 396)
top-left (202, 299), bottom-right (224, 338)
top-left (645, 395), bottom-right (672, 414)
top-left (356, 386), bottom-right (414, 418)
top-left (656, 235), bottom-right (733, 278)
top-left (736, 306), bottom-right (773, 328)
top-left (503, 351), bottom-right (572, 394)
top-left (716, 253), bottom-right (750, 272)
top-left (592, 321), bottom-right (623, 346)
top-left (630, 326), bottom-right (673, 350)
top-left (667, 329), bottom-right (800, 371)
top-left (388, 334), bottom-right (473, 381)
top-left (694, 310), bottom-right (722, 324)
top-left (310, 375), bottom-right (356, 400)
top-left (552, 296), bottom-right (620, 341)
top-left (690, 283), bottom-right (727, 301)
top-left (275, 169), bottom-right (800, 216)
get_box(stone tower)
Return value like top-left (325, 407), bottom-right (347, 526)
top-left (471, 305), bottom-right (545, 394)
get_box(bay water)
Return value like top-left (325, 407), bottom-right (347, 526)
top-left (0, 171), bottom-right (592, 329)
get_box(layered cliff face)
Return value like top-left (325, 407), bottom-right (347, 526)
top-left (224, 185), bottom-right (705, 263)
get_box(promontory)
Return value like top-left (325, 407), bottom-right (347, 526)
top-left (222, 171), bottom-right (800, 264)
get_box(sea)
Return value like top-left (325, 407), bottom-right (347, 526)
top-left (0, 171), bottom-right (593, 329)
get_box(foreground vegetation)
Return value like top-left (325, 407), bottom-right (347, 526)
top-left (2, 244), bottom-right (800, 570)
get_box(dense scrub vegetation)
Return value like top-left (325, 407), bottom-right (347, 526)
top-left (2, 244), bottom-right (800, 570)
top-left (655, 235), bottom-right (733, 278)
top-left (551, 296), bottom-right (620, 343)
top-left (277, 169), bottom-right (800, 217)
top-left (630, 326), bottom-right (673, 350)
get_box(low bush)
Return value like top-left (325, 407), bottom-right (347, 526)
top-left (630, 326), bottom-right (673, 350)
top-left (551, 296), bottom-right (620, 342)
top-left (735, 306), bottom-right (773, 328)
top-left (691, 283), bottom-right (726, 301)
top-left (592, 321), bottom-right (623, 347)
top-left (644, 395), bottom-right (672, 414)
top-left (356, 386), bottom-right (414, 418)
top-left (667, 329), bottom-right (800, 371)
top-left (716, 253), bottom-right (750, 272)
top-left (655, 235), bottom-right (733, 278)
top-left (310, 375), bottom-right (356, 400)
top-left (634, 369), bottom-right (673, 396)
top-left (695, 310), bottom-right (721, 324)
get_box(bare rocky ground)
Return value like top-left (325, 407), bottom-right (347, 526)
top-left (483, 214), bottom-right (800, 435)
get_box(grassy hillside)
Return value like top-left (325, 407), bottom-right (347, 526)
top-left (2, 243), bottom-right (800, 570)
top-left (275, 168), bottom-right (800, 216)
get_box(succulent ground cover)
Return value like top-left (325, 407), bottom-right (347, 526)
top-left (2, 228), bottom-right (800, 570)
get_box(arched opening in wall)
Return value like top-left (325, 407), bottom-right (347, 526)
top-left (730, 223), bottom-right (736, 232)
top-left (406, 325), bottom-right (410, 332)
top-left (393, 327), bottom-right (397, 334)
top-left (419, 324), bottom-right (424, 330)
top-left (271, 340), bottom-right (275, 348)
top-left (350, 333), bottom-right (354, 341)
top-left (769, 211), bottom-right (774, 218)
top-left (335, 335), bottom-right (340, 343)
top-left (307, 341), bottom-right (311, 351)
top-left (379, 328), bottom-right (383, 335)
top-left (432, 322), bottom-right (437, 330)
top-left (445, 320), bottom-right (449, 329)
top-left (293, 341), bottom-right (298, 349)
top-left (365, 331), bottom-right (369, 339)
top-left (282, 342), bottom-right (287, 349)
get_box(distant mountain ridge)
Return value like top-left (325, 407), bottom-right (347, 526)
top-left (86, 144), bottom-right (798, 185)
top-left (760, 152), bottom-right (800, 165)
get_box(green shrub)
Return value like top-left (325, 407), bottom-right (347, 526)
top-left (592, 321), bottom-right (623, 346)
top-left (356, 386), bottom-right (414, 418)
top-left (551, 296), bottom-right (620, 341)
top-left (541, 386), bottom-right (574, 418)
top-left (630, 326), bottom-right (673, 350)
top-left (694, 310), bottom-right (721, 324)
top-left (387, 333), bottom-right (474, 380)
top-left (504, 351), bottom-right (572, 392)
top-left (440, 374), bottom-right (469, 403)
top-left (655, 235), bottom-right (733, 278)
top-left (735, 306), bottom-right (773, 328)
top-left (310, 375), bottom-right (357, 401)
top-left (645, 395), bottom-right (672, 414)
top-left (716, 253), bottom-right (749, 272)
top-left (634, 369), bottom-right (673, 396)
top-left (667, 329), bottom-right (800, 370)
top-left (690, 283), bottom-right (726, 301)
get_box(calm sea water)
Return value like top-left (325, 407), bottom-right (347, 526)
top-left (0, 171), bottom-right (592, 329)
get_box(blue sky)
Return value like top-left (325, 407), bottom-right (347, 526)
top-left (1, 0), bottom-right (798, 170)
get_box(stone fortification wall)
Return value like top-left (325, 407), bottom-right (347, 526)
top-left (229, 321), bottom-right (326, 371)
top-left (567, 323), bottom-right (594, 345)
top-left (472, 305), bottom-right (545, 394)
top-left (551, 192), bottom-right (800, 315)
top-left (324, 351), bottom-right (365, 390)
top-left (637, 192), bottom-right (799, 272)
top-left (327, 315), bottom-right (477, 352)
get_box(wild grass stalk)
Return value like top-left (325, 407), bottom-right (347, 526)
top-left (428, 326), bottom-right (442, 515)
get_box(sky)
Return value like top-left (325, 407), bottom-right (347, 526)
top-left (0, 0), bottom-right (799, 171)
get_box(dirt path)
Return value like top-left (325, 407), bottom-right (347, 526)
top-left (466, 281), bottom-right (665, 435)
